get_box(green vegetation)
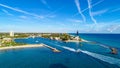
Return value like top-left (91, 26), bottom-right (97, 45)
top-left (0, 33), bottom-right (40, 38)
top-left (0, 33), bottom-right (28, 47)
top-left (1, 41), bottom-right (26, 47)
top-left (41, 33), bottom-right (81, 41)
top-left (0, 32), bottom-right (82, 47)
top-left (59, 34), bottom-right (72, 41)
top-left (0, 33), bottom-right (10, 38)
top-left (14, 33), bottom-right (29, 38)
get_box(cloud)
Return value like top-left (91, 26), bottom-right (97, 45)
top-left (87, 0), bottom-right (97, 24)
top-left (68, 19), bottom-right (83, 23)
top-left (0, 3), bottom-right (44, 19)
top-left (111, 8), bottom-right (120, 12)
top-left (41, 0), bottom-right (47, 5)
top-left (45, 7), bottom-right (63, 18)
top-left (77, 22), bottom-right (120, 33)
top-left (107, 25), bottom-right (120, 32)
top-left (19, 15), bottom-right (28, 19)
top-left (1, 9), bottom-right (13, 16)
top-left (41, 0), bottom-right (51, 9)
top-left (47, 15), bottom-right (56, 18)
top-left (111, 19), bottom-right (120, 23)
top-left (74, 0), bottom-right (86, 22)
top-left (92, 9), bottom-right (108, 16)
top-left (106, 19), bottom-right (120, 32)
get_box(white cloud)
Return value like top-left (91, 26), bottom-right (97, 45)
top-left (19, 15), bottom-right (28, 19)
top-left (41, 0), bottom-right (47, 5)
top-left (0, 3), bottom-right (44, 19)
top-left (41, 0), bottom-right (51, 9)
top-left (47, 15), bottom-right (56, 18)
top-left (82, 23), bottom-right (120, 33)
top-left (74, 0), bottom-right (86, 22)
top-left (1, 9), bottom-right (13, 16)
top-left (110, 19), bottom-right (120, 23)
top-left (111, 8), bottom-right (120, 12)
top-left (92, 9), bottom-right (108, 16)
top-left (45, 7), bottom-right (63, 18)
top-left (68, 19), bottom-right (83, 23)
top-left (107, 25), bottom-right (120, 32)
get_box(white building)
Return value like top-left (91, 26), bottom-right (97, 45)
top-left (10, 31), bottom-right (14, 37)
top-left (55, 37), bottom-right (60, 40)
top-left (74, 36), bottom-right (80, 41)
top-left (3, 38), bottom-right (12, 42)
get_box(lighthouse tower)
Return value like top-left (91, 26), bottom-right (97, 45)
top-left (76, 30), bottom-right (79, 36)
top-left (10, 31), bottom-right (14, 37)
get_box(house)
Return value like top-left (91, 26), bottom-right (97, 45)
top-left (2, 38), bottom-right (12, 43)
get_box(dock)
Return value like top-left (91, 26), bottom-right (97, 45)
top-left (41, 43), bottom-right (61, 52)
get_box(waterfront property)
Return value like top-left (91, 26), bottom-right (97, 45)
top-left (41, 33), bottom-right (83, 42)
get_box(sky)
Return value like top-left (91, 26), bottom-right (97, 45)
top-left (0, 0), bottom-right (120, 33)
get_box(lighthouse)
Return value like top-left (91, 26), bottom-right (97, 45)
top-left (76, 30), bottom-right (79, 36)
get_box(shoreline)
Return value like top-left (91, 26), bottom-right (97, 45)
top-left (65, 39), bottom-right (90, 42)
top-left (0, 44), bottom-right (43, 50)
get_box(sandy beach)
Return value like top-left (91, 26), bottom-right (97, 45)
top-left (0, 44), bottom-right (44, 50)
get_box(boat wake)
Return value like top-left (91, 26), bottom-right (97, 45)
top-left (81, 50), bottom-right (120, 67)
top-left (42, 40), bottom-right (120, 67)
top-left (58, 45), bottom-right (120, 67)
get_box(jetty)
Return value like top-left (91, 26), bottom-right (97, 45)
top-left (41, 43), bottom-right (61, 52)
top-left (109, 47), bottom-right (118, 54)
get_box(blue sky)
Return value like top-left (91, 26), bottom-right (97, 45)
top-left (0, 0), bottom-right (120, 33)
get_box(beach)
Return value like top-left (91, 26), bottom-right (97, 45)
top-left (0, 44), bottom-right (43, 50)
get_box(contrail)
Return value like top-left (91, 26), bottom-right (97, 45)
top-left (73, 0), bottom-right (104, 17)
top-left (0, 3), bottom-right (43, 18)
top-left (45, 7), bottom-right (63, 17)
top-left (75, 0), bottom-right (86, 23)
top-left (83, 0), bottom-right (104, 13)
top-left (87, 0), bottom-right (97, 24)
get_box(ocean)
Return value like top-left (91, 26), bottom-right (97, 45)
top-left (0, 34), bottom-right (120, 68)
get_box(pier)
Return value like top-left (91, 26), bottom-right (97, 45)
top-left (41, 43), bottom-right (61, 52)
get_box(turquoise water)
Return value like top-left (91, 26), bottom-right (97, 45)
top-left (0, 34), bottom-right (120, 68)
